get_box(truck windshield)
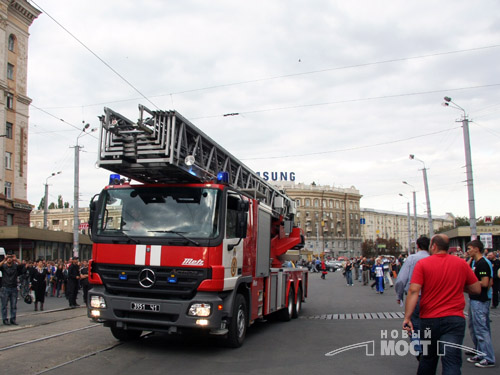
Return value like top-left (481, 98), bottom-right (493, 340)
top-left (95, 187), bottom-right (221, 241)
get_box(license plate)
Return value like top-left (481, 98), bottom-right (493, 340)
top-left (131, 302), bottom-right (160, 312)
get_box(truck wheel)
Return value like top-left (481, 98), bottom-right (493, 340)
top-left (226, 293), bottom-right (247, 348)
top-left (278, 287), bottom-right (294, 322)
top-left (292, 286), bottom-right (302, 319)
top-left (110, 326), bottom-right (142, 341)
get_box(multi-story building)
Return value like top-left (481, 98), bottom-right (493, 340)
top-left (279, 182), bottom-right (363, 258)
top-left (0, 1), bottom-right (40, 226)
top-left (30, 207), bottom-right (91, 234)
top-left (361, 208), bottom-right (455, 253)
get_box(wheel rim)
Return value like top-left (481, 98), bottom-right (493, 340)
top-left (288, 293), bottom-right (293, 316)
top-left (236, 306), bottom-right (246, 338)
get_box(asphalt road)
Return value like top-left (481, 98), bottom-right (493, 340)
top-left (1, 271), bottom-right (498, 374)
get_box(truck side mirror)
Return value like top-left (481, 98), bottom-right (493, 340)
top-left (235, 211), bottom-right (248, 239)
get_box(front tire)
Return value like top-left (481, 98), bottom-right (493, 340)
top-left (110, 326), bottom-right (142, 341)
top-left (226, 293), bottom-right (247, 348)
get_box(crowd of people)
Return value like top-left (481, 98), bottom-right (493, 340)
top-left (302, 237), bottom-right (499, 372)
top-left (0, 255), bottom-right (90, 326)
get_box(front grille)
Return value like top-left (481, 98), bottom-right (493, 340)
top-left (95, 263), bottom-right (210, 300)
top-left (114, 309), bottom-right (179, 322)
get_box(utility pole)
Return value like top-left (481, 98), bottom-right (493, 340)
top-left (409, 155), bottom-right (434, 237)
top-left (399, 193), bottom-right (412, 254)
top-left (403, 181), bottom-right (418, 243)
top-left (73, 123), bottom-right (96, 258)
top-left (73, 142), bottom-right (81, 257)
top-left (43, 171), bottom-right (62, 230)
top-left (443, 97), bottom-right (477, 240)
top-left (462, 115), bottom-right (477, 240)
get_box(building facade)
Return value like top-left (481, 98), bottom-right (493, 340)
top-left (279, 182), bottom-right (363, 258)
top-left (30, 207), bottom-right (92, 234)
top-left (361, 208), bottom-right (455, 253)
top-left (0, 1), bottom-right (40, 226)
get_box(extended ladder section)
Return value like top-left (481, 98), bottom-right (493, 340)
top-left (97, 105), bottom-right (296, 219)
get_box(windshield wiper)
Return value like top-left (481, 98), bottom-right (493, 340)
top-left (148, 230), bottom-right (200, 246)
top-left (120, 230), bottom-right (139, 244)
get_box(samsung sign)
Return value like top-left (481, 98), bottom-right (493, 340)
top-left (256, 171), bottom-right (296, 182)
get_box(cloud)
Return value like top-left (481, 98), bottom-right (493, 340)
top-left (26, 0), bottom-right (500, 218)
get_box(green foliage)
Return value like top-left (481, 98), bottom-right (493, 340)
top-left (362, 237), bottom-right (400, 257)
top-left (455, 216), bottom-right (470, 226)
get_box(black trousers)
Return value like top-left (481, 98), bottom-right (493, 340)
top-left (67, 279), bottom-right (78, 306)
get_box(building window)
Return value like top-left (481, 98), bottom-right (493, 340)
top-left (295, 199), bottom-right (300, 207)
top-left (52, 219), bottom-right (60, 226)
top-left (6, 122), bottom-right (13, 139)
top-left (314, 199), bottom-right (319, 208)
top-left (7, 63), bottom-right (14, 80)
top-left (5, 152), bottom-right (12, 169)
top-left (7, 214), bottom-right (13, 226)
top-left (8, 34), bottom-right (15, 52)
top-left (305, 199), bottom-right (310, 207)
top-left (5, 181), bottom-right (12, 199)
top-left (6, 93), bottom-right (14, 109)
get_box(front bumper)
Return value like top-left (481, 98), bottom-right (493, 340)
top-left (87, 285), bottom-right (229, 332)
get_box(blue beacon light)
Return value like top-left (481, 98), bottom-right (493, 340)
top-left (217, 171), bottom-right (229, 184)
top-left (109, 174), bottom-right (121, 185)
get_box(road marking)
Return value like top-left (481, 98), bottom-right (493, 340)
top-left (302, 312), bottom-right (404, 320)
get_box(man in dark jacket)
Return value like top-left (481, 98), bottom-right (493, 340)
top-left (0, 254), bottom-right (25, 325)
top-left (67, 257), bottom-right (81, 308)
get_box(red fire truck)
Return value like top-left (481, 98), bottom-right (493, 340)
top-left (87, 105), bottom-right (308, 347)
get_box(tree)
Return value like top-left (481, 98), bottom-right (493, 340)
top-left (38, 197), bottom-right (45, 210)
top-left (455, 216), bottom-right (470, 226)
top-left (57, 195), bottom-right (64, 209)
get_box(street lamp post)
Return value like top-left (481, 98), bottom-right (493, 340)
top-left (73, 123), bottom-right (96, 258)
top-left (399, 193), bottom-right (412, 254)
top-left (409, 155), bottom-right (434, 237)
top-left (443, 97), bottom-right (477, 240)
top-left (43, 171), bottom-right (62, 230)
top-left (403, 181), bottom-right (418, 241)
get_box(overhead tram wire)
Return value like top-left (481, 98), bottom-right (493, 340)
top-left (241, 126), bottom-right (461, 161)
top-left (36, 43), bottom-right (500, 111)
top-left (190, 83), bottom-right (500, 121)
top-left (30, 1), bottom-right (159, 110)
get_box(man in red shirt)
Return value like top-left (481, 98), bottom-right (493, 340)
top-left (403, 234), bottom-right (480, 375)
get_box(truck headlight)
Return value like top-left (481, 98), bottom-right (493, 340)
top-left (90, 295), bottom-right (106, 309)
top-left (188, 303), bottom-right (211, 317)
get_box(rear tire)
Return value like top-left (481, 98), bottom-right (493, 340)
top-left (278, 287), bottom-right (294, 321)
top-left (110, 326), bottom-right (142, 341)
top-left (292, 286), bottom-right (302, 319)
top-left (226, 293), bottom-right (247, 348)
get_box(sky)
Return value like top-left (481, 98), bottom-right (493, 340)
top-left (25, 0), bottom-right (500, 219)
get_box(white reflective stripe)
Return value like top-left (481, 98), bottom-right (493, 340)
top-left (135, 245), bottom-right (146, 265)
top-left (150, 245), bottom-right (161, 266)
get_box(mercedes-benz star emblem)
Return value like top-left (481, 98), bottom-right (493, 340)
top-left (138, 268), bottom-right (156, 288)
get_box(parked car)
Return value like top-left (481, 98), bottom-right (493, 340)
top-left (325, 260), bottom-right (343, 272)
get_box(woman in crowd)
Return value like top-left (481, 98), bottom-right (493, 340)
top-left (344, 259), bottom-right (354, 286)
top-left (372, 258), bottom-right (385, 294)
top-left (55, 261), bottom-right (65, 298)
top-left (30, 259), bottom-right (49, 311)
